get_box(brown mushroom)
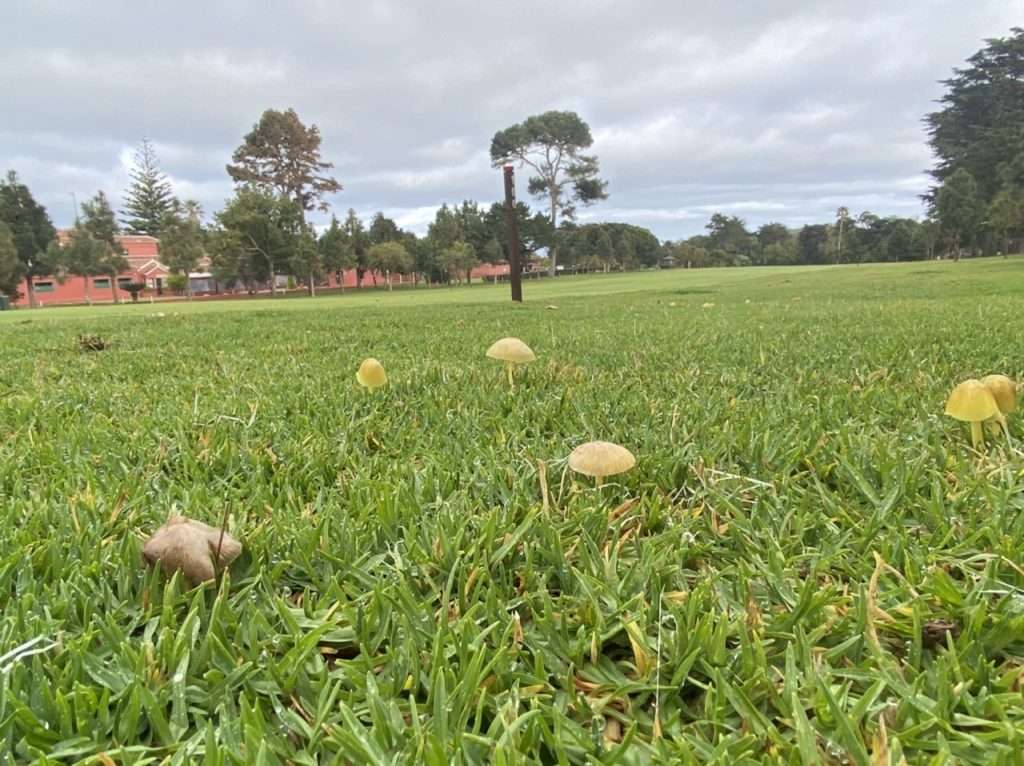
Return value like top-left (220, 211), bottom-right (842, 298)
top-left (142, 516), bottom-right (242, 583)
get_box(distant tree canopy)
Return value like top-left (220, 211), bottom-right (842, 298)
top-left (558, 222), bottom-right (660, 271)
top-left (490, 111), bottom-right (607, 276)
top-left (210, 188), bottom-right (304, 295)
top-left (928, 28), bottom-right (1024, 255)
top-left (0, 170), bottom-right (57, 307)
top-left (0, 222), bottom-right (22, 297)
top-left (227, 108), bottom-right (341, 217)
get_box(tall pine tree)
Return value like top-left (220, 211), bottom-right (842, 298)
top-left (121, 139), bottom-right (174, 235)
top-left (82, 191), bottom-right (128, 303)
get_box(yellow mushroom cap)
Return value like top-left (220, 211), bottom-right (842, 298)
top-left (356, 358), bottom-right (387, 390)
top-left (944, 379), bottom-right (1000, 422)
top-left (981, 374), bottom-right (1017, 415)
top-left (568, 441), bottom-right (636, 479)
top-left (486, 337), bottom-right (536, 365)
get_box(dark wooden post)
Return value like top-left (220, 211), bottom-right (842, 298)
top-left (503, 165), bottom-right (523, 303)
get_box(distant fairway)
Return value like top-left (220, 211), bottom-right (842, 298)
top-left (1, 257), bottom-right (1023, 762)
top-left (3, 257), bottom-right (1023, 325)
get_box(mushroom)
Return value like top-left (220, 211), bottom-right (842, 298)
top-left (142, 516), bottom-right (242, 583)
top-left (944, 379), bottom-right (1000, 449)
top-left (981, 374), bottom-right (1017, 441)
top-left (981, 374), bottom-right (1017, 416)
top-left (356, 358), bottom-right (387, 391)
top-left (486, 337), bottom-right (536, 388)
top-left (568, 441), bottom-right (636, 486)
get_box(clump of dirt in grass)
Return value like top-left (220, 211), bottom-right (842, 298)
top-left (78, 334), bottom-right (110, 352)
top-left (922, 619), bottom-right (961, 647)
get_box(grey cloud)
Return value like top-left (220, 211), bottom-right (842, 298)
top-left (0, 0), bottom-right (1018, 239)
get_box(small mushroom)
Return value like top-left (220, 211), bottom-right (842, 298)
top-left (981, 374), bottom-right (1017, 442)
top-left (142, 516), bottom-right (242, 583)
top-left (356, 358), bottom-right (387, 391)
top-left (981, 374), bottom-right (1017, 416)
top-left (486, 337), bottom-right (536, 388)
top-left (568, 441), bottom-right (636, 486)
top-left (944, 379), bottom-right (1000, 449)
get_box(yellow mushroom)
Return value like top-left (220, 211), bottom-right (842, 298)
top-left (486, 337), bottom-right (536, 388)
top-left (945, 379), bottom-right (1000, 449)
top-left (981, 374), bottom-right (1017, 416)
top-left (568, 441), bottom-right (636, 487)
top-left (981, 374), bottom-right (1017, 442)
top-left (356, 358), bottom-right (387, 391)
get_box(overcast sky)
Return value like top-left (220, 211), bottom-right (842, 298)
top-left (1, 1), bottom-right (1017, 240)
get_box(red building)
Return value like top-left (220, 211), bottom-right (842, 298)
top-left (11, 230), bottom-right (520, 306)
top-left (13, 232), bottom-right (177, 307)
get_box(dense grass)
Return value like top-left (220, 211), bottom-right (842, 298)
top-left (1, 258), bottom-right (1023, 764)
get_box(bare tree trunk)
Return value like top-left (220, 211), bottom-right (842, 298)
top-left (548, 190), bottom-right (558, 277)
top-left (270, 270), bottom-right (277, 296)
top-left (25, 276), bottom-right (37, 308)
top-left (187, 274), bottom-right (194, 301)
top-left (110, 278), bottom-right (119, 304)
top-left (308, 273), bottom-right (316, 297)
top-left (386, 270), bottom-right (393, 291)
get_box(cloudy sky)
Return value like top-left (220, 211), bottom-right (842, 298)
top-left (0, 1), bottom-right (1017, 240)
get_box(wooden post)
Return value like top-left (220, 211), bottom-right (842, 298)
top-left (503, 165), bottom-right (523, 303)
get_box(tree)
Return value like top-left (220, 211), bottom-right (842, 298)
top-left (61, 225), bottom-right (103, 304)
top-left (926, 28), bottom-right (1024, 206)
top-left (79, 191), bottom-right (128, 303)
top-left (121, 139), bottom-right (175, 235)
top-left (319, 215), bottom-right (355, 289)
top-left (756, 223), bottom-right (791, 264)
top-left (438, 241), bottom-right (478, 284)
top-left (342, 209), bottom-right (369, 286)
top-left (368, 212), bottom-right (401, 245)
top-left (762, 241), bottom-right (796, 265)
top-left (884, 220), bottom-right (918, 262)
top-left (367, 241), bottom-right (412, 291)
top-left (988, 185), bottom-right (1024, 254)
top-left (490, 111), bottom-right (608, 276)
top-left (407, 234), bottom-right (437, 286)
top-left (289, 229), bottom-right (323, 293)
top-left (0, 222), bottom-right (23, 298)
top-left (0, 171), bottom-right (57, 308)
top-left (834, 207), bottom-right (850, 263)
top-left (594, 227), bottom-right (615, 271)
top-left (796, 225), bottom-right (830, 264)
top-left (160, 202), bottom-right (205, 299)
top-left (936, 168), bottom-right (984, 259)
top-left (484, 201), bottom-right (553, 263)
top-left (211, 189), bottom-right (303, 296)
top-left (705, 214), bottom-right (753, 258)
top-left (227, 108), bottom-right (341, 215)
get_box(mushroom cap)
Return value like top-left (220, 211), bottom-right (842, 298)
top-left (944, 379), bottom-right (1000, 422)
top-left (568, 441), bottom-right (636, 478)
top-left (142, 515), bottom-right (242, 583)
top-left (486, 337), bottom-right (536, 364)
top-left (356, 358), bottom-right (387, 390)
top-left (981, 374), bottom-right (1017, 415)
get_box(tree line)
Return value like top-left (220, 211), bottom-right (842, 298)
top-left (2, 27), bottom-right (1022, 305)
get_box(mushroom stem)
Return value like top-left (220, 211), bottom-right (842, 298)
top-left (970, 421), bottom-right (984, 450)
top-left (595, 475), bottom-right (604, 488)
top-left (506, 362), bottom-right (514, 389)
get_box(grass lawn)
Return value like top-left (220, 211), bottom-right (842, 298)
top-left (1, 258), bottom-right (1023, 763)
